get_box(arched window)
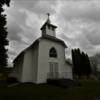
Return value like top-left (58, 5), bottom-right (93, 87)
top-left (49, 47), bottom-right (57, 58)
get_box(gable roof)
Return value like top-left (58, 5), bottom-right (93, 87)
top-left (13, 39), bottom-right (39, 63)
top-left (40, 22), bottom-right (57, 30)
top-left (13, 36), bottom-right (67, 63)
top-left (41, 35), bottom-right (67, 48)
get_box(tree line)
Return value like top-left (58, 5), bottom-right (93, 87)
top-left (72, 48), bottom-right (92, 78)
top-left (0, 0), bottom-right (10, 73)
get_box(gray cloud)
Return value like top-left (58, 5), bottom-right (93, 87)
top-left (14, 0), bottom-right (57, 16)
top-left (85, 29), bottom-right (100, 46)
top-left (8, 22), bottom-right (22, 41)
top-left (58, 1), bottom-right (100, 23)
top-left (5, 0), bottom-right (100, 62)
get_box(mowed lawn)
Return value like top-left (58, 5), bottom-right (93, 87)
top-left (0, 80), bottom-right (100, 100)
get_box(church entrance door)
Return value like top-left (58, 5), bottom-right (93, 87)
top-left (49, 62), bottom-right (59, 79)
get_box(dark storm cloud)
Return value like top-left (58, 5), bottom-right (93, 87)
top-left (85, 29), bottom-right (100, 46)
top-left (58, 1), bottom-right (100, 22)
top-left (14, 0), bottom-right (57, 15)
top-left (8, 49), bottom-right (16, 56)
top-left (8, 22), bottom-right (22, 41)
top-left (6, 4), bottom-right (28, 42)
top-left (6, 0), bottom-right (100, 62)
top-left (56, 1), bottom-right (100, 56)
top-left (61, 8), bottom-right (100, 23)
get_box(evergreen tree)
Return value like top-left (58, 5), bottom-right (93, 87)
top-left (72, 48), bottom-right (81, 76)
top-left (72, 48), bottom-right (92, 78)
top-left (72, 50), bottom-right (76, 73)
top-left (85, 54), bottom-right (91, 76)
top-left (0, 0), bottom-right (10, 72)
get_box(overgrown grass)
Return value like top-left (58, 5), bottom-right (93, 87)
top-left (0, 80), bottom-right (100, 100)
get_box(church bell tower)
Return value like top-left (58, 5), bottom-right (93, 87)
top-left (40, 13), bottom-right (57, 37)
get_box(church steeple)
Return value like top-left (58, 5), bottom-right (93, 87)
top-left (41, 13), bottom-right (57, 37)
top-left (46, 13), bottom-right (51, 24)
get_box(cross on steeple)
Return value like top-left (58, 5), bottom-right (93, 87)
top-left (47, 13), bottom-right (50, 19)
top-left (46, 13), bottom-right (51, 24)
top-left (41, 13), bottom-right (57, 37)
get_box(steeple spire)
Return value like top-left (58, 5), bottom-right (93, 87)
top-left (46, 13), bottom-right (51, 24)
top-left (47, 13), bottom-right (50, 19)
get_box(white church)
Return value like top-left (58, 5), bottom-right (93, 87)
top-left (10, 14), bottom-right (73, 84)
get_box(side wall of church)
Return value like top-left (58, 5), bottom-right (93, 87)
top-left (37, 39), bottom-right (72, 83)
top-left (9, 55), bottom-right (24, 82)
top-left (62, 63), bottom-right (73, 79)
top-left (21, 44), bottom-right (38, 83)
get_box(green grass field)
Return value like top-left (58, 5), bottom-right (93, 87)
top-left (0, 80), bottom-right (100, 100)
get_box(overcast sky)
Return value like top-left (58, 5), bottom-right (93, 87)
top-left (4, 0), bottom-right (100, 64)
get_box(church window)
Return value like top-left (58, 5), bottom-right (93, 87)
top-left (49, 47), bottom-right (57, 58)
